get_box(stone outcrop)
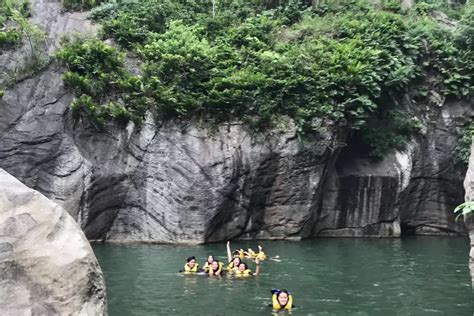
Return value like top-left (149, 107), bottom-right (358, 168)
top-left (0, 0), bottom-right (472, 243)
top-left (0, 169), bottom-right (107, 315)
top-left (463, 140), bottom-right (474, 286)
top-left (317, 101), bottom-right (471, 237)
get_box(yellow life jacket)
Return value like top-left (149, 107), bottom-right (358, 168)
top-left (234, 269), bottom-right (252, 276)
top-left (245, 249), bottom-right (256, 258)
top-left (272, 293), bottom-right (293, 310)
top-left (227, 262), bottom-right (237, 273)
top-left (210, 262), bottom-right (223, 274)
top-left (203, 262), bottom-right (211, 273)
top-left (238, 250), bottom-right (245, 260)
top-left (184, 263), bottom-right (199, 273)
top-left (256, 251), bottom-right (267, 260)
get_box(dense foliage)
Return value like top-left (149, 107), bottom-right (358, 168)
top-left (0, 0), bottom-right (30, 50)
top-left (454, 121), bottom-right (474, 164)
top-left (61, 0), bottom-right (103, 11)
top-left (57, 0), bottom-right (473, 158)
top-left (56, 38), bottom-right (146, 127)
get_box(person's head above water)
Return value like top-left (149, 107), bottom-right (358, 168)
top-left (277, 290), bottom-right (290, 306)
top-left (186, 256), bottom-right (197, 267)
top-left (207, 255), bottom-right (214, 264)
top-left (232, 257), bottom-right (241, 266)
top-left (211, 260), bottom-right (220, 270)
top-left (238, 262), bottom-right (248, 271)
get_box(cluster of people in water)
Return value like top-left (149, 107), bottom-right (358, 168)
top-left (179, 241), bottom-right (293, 311)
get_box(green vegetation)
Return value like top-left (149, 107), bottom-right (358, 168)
top-left (0, 0), bottom-right (31, 50)
top-left (454, 201), bottom-right (474, 221)
top-left (57, 0), bottom-right (472, 158)
top-left (61, 0), bottom-right (103, 11)
top-left (56, 37), bottom-right (146, 127)
top-left (1, 0), bottom-right (47, 92)
top-left (454, 121), bottom-right (474, 165)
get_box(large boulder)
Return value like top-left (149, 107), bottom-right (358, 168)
top-left (0, 169), bottom-right (107, 315)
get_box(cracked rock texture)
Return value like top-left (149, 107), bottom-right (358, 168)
top-left (316, 101), bottom-right (471, 237)
top-left (0, 169), bottom-right (107, 315)
top-left (0, 0), bottom-right (472, 243)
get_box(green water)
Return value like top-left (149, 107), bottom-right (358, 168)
top-left (92, 237), bottom-right (474, 316)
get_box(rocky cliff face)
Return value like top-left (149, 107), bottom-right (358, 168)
top-left (463, 141), bottom-right (474, 286)
top-left (0, 0), bottom-right (472, 243)
top-left (316, 101), bottom-right (471, 237)
top-left (0, 169), bottom-right (107, 315)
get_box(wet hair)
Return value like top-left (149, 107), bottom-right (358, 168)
top-left (278, 289), bottom-right (290, 298)
top-left (239, 262), bottom-right (248, 269)
top-left (186, 256), bottom-right (196, 263)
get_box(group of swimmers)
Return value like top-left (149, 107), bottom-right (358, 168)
top-left (180, 241), bottom-right (293, 311)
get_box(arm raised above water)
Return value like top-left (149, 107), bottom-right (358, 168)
top-left (226, 241), bottom-right (232, 263)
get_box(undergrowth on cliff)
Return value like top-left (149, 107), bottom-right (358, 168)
top-left (454, 121), bottom-right (474, 165)
top-left (0, 0), bottom-right (47, 94)
top-left (61, 0), bottom-right (103, 11)
top-left (56, 37), bottom-right (146, 127)
top-left (57, 0), bottom-right (473, 158)
top-left (0, 0), bottom-right (31, 50)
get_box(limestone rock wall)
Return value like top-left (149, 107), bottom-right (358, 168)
top-left (0, 0), bottom-right (472, 243)
top-left (317, 102), bottom-right (471, 237)
top-left (0, 169), bottom-right (107, 315)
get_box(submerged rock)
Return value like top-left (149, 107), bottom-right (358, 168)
top-left (0, 169), bottom-right (107, 315)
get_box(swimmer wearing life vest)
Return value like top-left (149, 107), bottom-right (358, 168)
top-left (179, 256), bottom-right (201, 273)
top-left (271, 289), bottom-right (293, 311)
top-left (245, 245), bottom-right (267, 260)
top-left (202, 255), bottom-right (214, 273)
top-left (226, 256), bottom-right (241, 273)
top-left (208, 260), bottom-right (224, 276)
top-left (234, 259), bottom-right (260, 276)
top-left (226, 241), bottom-right (261, 276)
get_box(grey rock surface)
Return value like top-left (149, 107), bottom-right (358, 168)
top-left (0, 169), bottom-right (107, 315)
top-left (0, 0), bottom-right (95, 87)
top-left (316, 101), bottom-right (471, 237)
top-left (0, 0), bottom-right (472, 243)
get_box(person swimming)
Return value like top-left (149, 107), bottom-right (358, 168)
top-left (244, 245), bottom-right (267, 260)
top-left (208, 260), bottom-right (224, 276)
top-left (271, 289), bottom-right (293, 311)
top-left (202, 255), bottom-right (214, 273)
top-left (234, 258), bottom-right (260, 276)
top-left (227, 256), bottom-right (241, 273)
top-left (179, 256), bottom-right (201, 273)
top-left (226, 241), bottom-right (261, 275)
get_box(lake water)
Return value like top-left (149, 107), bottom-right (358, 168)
top-left (92, 237), bottom-right (474, 315)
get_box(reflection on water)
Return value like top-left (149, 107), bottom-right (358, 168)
top-left (93, 237), bottom-right (474, 316)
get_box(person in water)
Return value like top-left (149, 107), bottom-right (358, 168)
top-left (180, 256), bottom-right (201, 273)
top-left (202, 255), bottom-right (214, 273)
top-left (226, 241), bottom-right (261, 275)
top-left (208, 260), bottom-right (224, 276)
top-left (227, 255), bottom-right (241, 273)
top-left (234, 259), bottom-right (260, 276)
top-left (271, 289), bottom-right (293, 311)
top-left (245, 245), bottom-right (267, 260)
